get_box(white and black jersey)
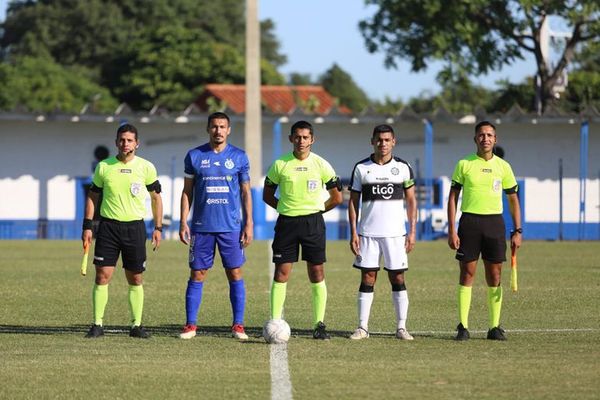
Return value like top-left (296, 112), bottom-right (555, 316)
top-left (349, 155), bottom-right (415, 237)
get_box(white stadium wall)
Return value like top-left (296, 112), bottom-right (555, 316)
top-left (0, 118), bottom-right (598, 240)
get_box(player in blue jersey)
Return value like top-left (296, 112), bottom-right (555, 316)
top-left (178, 112), bottom-right (253, 340)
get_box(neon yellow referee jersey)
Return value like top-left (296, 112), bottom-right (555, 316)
top-left (266, 152), bottom-right (337, 216)
top-left (92, 156), bottom-right (158, 221)
top-left (451, 153), bottom-right (518, 215)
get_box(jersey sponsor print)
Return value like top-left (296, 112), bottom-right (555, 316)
top-left (184, 144), bottom-right (249, 232)
top-left (349, 156), bottom-right (414, 237)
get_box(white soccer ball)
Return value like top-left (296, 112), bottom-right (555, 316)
top-left (263, 319), bottom-right (291, 344)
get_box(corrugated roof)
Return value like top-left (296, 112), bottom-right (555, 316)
top-left (196, 84), bottom-right (351, 115)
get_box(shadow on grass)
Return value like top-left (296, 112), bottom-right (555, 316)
top-left (0, 324), bottom-right (455, 341)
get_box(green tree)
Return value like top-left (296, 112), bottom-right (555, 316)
top-left (372, 96), bottom-right (404, 115)
top-left (489, 79), bottom-right (535, 113)
top-left (104, 25), bottom-right (284, 110)
top-left (360, 0), bottom-right (600, 113)
top-left (436, 68), bottom-right (494, 114)
top-left (288, 72), bottom-right (314, 86)
top-left (407, 94), bottom-right (437, 114)
top-left (563, 71), bottom-right (600, 112)
top-left (561, 41), bottom-right (600, 112)
top-left (0, 56), bottom-right (118, 113)
top-left (261, 19), bottom-right (287, 68)
top-left (319, 63), bottom-right (369, 113)
top-left (1, 0), bottom-right (284, 65)
top-left (1, 0), bottom-right (287, 111)
top-left (1, 0), bottom-right (129, 67)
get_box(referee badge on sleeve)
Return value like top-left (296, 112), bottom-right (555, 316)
top-left (130, 182), bottom-right (142, 196)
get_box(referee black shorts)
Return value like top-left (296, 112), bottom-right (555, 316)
top-left (456, 213), bottom-right (506, 263)
top-left (272, 212), bottom-right (326, 265)
top-left (94, 218), bottom-right (147, 272)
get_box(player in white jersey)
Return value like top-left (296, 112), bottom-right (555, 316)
top-left (347, 124), bottom-right (417, 340)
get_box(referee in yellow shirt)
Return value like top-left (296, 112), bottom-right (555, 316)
top-left (447, 121), bottom-right (522, 341)
top-left (263, 120), bottom-right (343, 339)
top-left (82, 123), bottom-right (163, 339)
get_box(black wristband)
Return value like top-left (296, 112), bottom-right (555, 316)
top-left (82, 219), bottom-right (93, 230)
top-left (154, 226), bottom-right (163, 232)
top-left (510, 227), bottom-right (522, 237)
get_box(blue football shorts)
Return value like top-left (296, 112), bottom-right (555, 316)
top-left (188, 231), bottom-right (245, 270)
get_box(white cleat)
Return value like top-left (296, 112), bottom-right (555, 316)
top-left (349, 327), bottom-right (370, 340)
top-left (395, 328), bottom-right (414, 340)
top-left (179, 324), bottom-right (197, 339)
top-left (231, 324), bottom-right (249, 341)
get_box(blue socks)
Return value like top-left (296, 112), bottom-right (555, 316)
top-left (229, 279), bottom-right (246, 325)
top-left (185, 278), bottom-right (245, 325)
top-left (185, 280), bottom-right (204, 325)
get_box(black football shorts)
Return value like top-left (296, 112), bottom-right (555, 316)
top-left (456, 213), bottom-right (506, 263)
top-left (94, 218), bottom-right (147, 272)
top-left (272, 212), bottom-right (326, 264)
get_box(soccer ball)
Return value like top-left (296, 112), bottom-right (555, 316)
top-left (262, 319), bottom-right (291, 344)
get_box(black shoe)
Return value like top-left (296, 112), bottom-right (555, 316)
top-left (312, 321), bottom-right (331, 340)
top-left (455, 323), bottom-right (470, 341)
top-left (129, 325), bottom-right (151, 339)
top-left (487, 326), bottom-right (507, 341)
top-left (85, 324), bottom-right (104, 338)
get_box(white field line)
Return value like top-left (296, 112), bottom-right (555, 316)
top-left (268, 239), bottom-right (293, 400)
top-left (270, 343), bottom-right (293, 400)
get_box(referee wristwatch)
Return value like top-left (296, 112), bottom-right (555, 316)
top-left (510, 227), bottom-right (522, 236)
top-left (154, 226), bottom-right (163, 232)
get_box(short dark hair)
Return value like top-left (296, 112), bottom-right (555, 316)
top-left (372, 124), bottom-right (395, 138)
top-left (207, 112), bottom-right (230, 129)
top-left (475, 120), bottom-right (496, 134)
top-left (290, 120), bottom-right (314, 136)
top-left (116, 123), bottom-right (138, 140)
top-left (493, 145), bottom-right (505, 158)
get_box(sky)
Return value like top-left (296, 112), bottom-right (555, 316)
top-left (0, 0), bottom-right (537, 101)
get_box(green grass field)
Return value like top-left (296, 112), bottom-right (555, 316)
top-left (0, 240), bottom-right (599, 399)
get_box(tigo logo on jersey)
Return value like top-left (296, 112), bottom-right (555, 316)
top-left (372, 183), bottom-right (395, 199)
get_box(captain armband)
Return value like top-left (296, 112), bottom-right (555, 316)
top-left (450, 180), bottom-right (462, 191)
top-left (146, 180), bottom-right (162, 193)
top-left (89, 183), bottom-right (102, 193)
top-left (504, 185), bottom-right (518, 194)
top-left (325, 176), bottom-right (342, 191)
top-left (264, 177), bottom-right (278, 188)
